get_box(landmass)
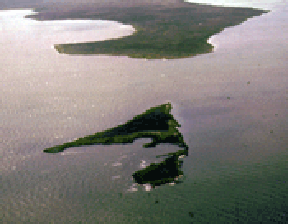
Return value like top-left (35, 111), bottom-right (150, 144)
top-left (44, 102), bottom-right (188, 187)
top-left (44, 102), bottom-right (188, 153)
top-left (25, 1), bottom-right (268, 59)
top-left (133, 149), bottom-right (187, 187)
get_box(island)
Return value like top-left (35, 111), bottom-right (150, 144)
top-left (26, 1), bottom-right (268, 59)
top-left (44, 103), bottom-right (189, 188)
top-left (44, 102), bottom-right (188, 153)
top-left (133, 149), bottom-right (187, 187)
top-left (44, 102), bottom-right (189, 187)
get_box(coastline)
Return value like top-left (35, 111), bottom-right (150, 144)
top-left (207, 36), bottom-right (217, 52)
top-left (24, 1), bottom-right (268, 59)
top-left (1, 3), bottom-right (287, 223)
top-left (20, 8), bottom-right (136, 49)
top-left (44, 102), bottom-right (189, 153)
top-left (206, 13), bottom-right (270, 54)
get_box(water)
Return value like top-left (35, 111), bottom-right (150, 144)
top-left (1, 2), bottom-right (287, 223)
top-left (186, 0), bottom-right (286, 10)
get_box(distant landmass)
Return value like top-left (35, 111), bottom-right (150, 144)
top-left (24, 0), bottom-right (268, 59)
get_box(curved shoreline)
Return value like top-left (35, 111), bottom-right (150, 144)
top-left (206, 7), bottom-right (272, 54)
top-left (21, 8), bottom-right (136, 49)
top-left (25, 2), bottom-right (268, 59)
top-left (44, 102), bottom-right (189, 153)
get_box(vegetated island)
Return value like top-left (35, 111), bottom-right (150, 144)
top-left (44, 102), bottom-right (188, 187)
top-left (133, 149), bottom-right (187, 187)
top-left (44, 102), bottom-right (189, 153)
top-left (26, 1), bottom-right (269, 59)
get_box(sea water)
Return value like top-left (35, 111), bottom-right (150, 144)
top-left (1, 2), bottom-right (287, 223)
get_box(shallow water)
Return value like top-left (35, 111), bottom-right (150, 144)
top-left (1, 2), bottom-right (287, 223)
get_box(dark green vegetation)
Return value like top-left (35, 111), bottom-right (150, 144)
top-left (44, 102), bottom-right (189, 187)
top-left (133, 150), bottom-right (186, 187)
top-left (44, 102), bottom-right (188, 153)
top-left (26, 2), bottom-right (268, 59)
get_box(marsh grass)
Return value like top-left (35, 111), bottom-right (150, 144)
top-left (44, 102), bottom-right (188, 153)
top-left (27, 2), bottom-right (268, 59)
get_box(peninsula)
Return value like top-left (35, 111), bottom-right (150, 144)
top-left (26, 1), bottom-right (268, 59)
top-left (44, 103), bottom-right (188, 153)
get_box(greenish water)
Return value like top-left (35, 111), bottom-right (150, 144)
top-left (79, 154), bottom-right (287, 224)
top-left (1, 2), bottom-right (287, 223)
top-left (3, 140), bottom-right (286, 223)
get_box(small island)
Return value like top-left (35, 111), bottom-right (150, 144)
top-left (44, 102), bottom-right (189, 187)
top-left (26, 1), bottom-right (268, 59)
top-left (133, 149), bottom-right (187, 187)
top-left (44, 102), bottom-right (188, 153)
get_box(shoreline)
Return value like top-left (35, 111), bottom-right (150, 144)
top-left (207, 36), bottom-right (217, 53)
top-left (44, 102), bottom-right (189, 153)
top-left (184, 0), bottom-right (274, 11)
top-left (24, 2), bottom-right (268, 59)
top-left (206, 12), bottom-right (271, 54)
top-left (1, 4), bottom-right (287, 223)
top-left (19, 8), bottom-right (136, 49)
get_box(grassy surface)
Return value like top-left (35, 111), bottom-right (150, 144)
top-left (44, 102), bottom-right (189, 187)
top-left (26, 2), bottom-right (268, 59)
top-left (132, 148), bottom-right (187, 187)
top-left (44, 102), bottom-right (188, 153)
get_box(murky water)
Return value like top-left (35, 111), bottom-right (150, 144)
top-left (1, 2), bottom-right (287, 223)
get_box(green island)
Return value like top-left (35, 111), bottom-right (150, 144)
top-left (133, 149), bottom-right (187, 187)
top-left (44, 102), bottom-right (188, 153)
top-left (44, 102), bottom-right (189, 187)
top-left (26, 1), bottom-right (268, 59)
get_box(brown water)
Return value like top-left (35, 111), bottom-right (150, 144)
top-left (1, 3), bottom-right (287, 223)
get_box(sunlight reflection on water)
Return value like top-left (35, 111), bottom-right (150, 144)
top-left (1, 3), bottom-right (287, 223)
